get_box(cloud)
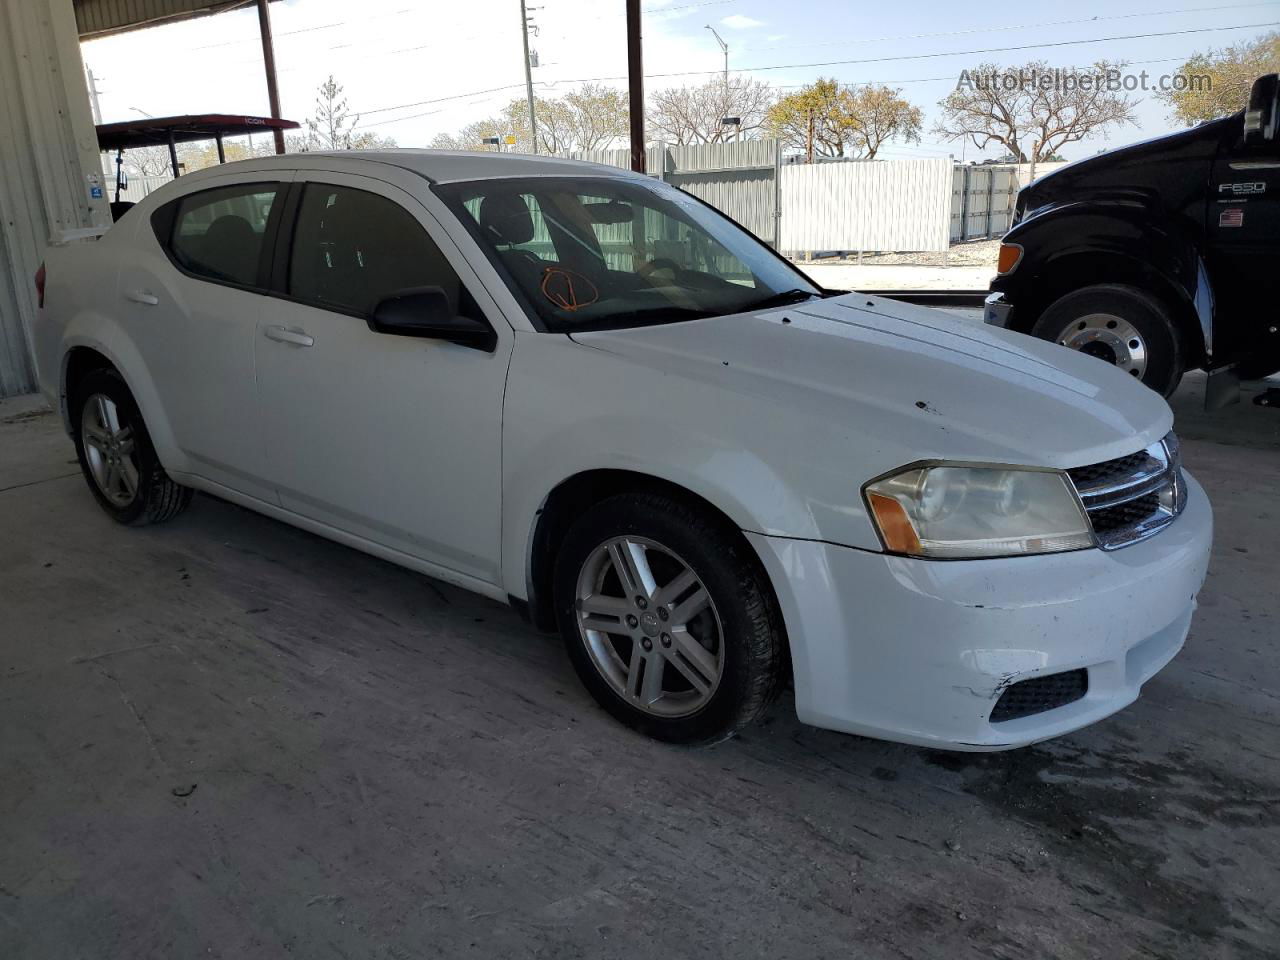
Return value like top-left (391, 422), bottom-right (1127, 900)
top-left (720, 14), bottom-right (764, 29)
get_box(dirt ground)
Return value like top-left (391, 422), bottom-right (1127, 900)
top-left (1, 349), bottom-right (1278, 959)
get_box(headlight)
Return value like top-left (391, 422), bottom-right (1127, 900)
top-left (865, 465), bottom-right (1093, 558)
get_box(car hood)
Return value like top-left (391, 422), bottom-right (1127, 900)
top-left (569, 292), bottom-right (1172, 471)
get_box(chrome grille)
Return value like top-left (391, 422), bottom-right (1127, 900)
top-left (1068, 432), bottom-right (1185, 549)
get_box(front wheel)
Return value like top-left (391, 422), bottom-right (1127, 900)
top-left (553, 492), bottom-right (784, 744)
top-left (1031, 284), bottom-right (1185, 397)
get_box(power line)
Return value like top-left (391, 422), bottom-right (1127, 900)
top-left (350, 18), bottom-right (1278, 122)
top-left (746, 2), bottom-right (1279, 54)
top-left (348, 51), bottom-right (1202, 135)
top-left (554, 20), bottom-right (1280, 83)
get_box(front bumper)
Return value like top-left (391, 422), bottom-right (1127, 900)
top-left (747, 472), bottom-right (1212, 751)
top-left (984, 291), bottom-right (1014, 328)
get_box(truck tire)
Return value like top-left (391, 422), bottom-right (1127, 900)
top-left (72, 368), bottom-right (192, 525)
top-left (553, 491), bottom-right (784, 744)
top-left (1031, 284), bottom-right (1185, 397)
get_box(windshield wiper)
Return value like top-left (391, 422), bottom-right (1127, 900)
top-left (737, 288), bottom-right (823, 312)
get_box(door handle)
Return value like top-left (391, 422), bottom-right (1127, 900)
top-left (264, 325), bottom-right (314, 347)
top-left (125, 289), bottom-right (159, 305)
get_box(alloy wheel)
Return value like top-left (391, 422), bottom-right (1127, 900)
top-left (573, 535), bottom-right (725, 718)
top-left (81, 393), bottom-right (140, 508)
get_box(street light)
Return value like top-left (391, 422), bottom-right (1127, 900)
top-left (705, 25), bottom-right (728, 89)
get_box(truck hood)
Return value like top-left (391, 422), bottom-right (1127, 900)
top-left (570, 292), bottom-right (1172, 471)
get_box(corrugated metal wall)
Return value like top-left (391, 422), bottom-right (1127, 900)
top-left (950, 165), bottom-right (1019, 243)
top-left (0, 0), bottom-right (110, 398)
top-left (665, 141), bottom-right (779, 246)
top-left (949, 162), bottom-right (1071, 243)
top-left (565, 141), bottom-right (781, 247)
top-left (779, 159), bottom-right (952, 253)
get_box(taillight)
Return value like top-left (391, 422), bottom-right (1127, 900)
top-left (35, 263), bottom-right (46, 309)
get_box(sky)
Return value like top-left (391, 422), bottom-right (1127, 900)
top-left (80, 0), bottom-right (1280, 162)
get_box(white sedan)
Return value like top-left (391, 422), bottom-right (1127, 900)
top-left (34, 150), bottom-right (1212, 749)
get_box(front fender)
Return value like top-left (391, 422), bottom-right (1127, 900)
top-left (996, 202), bottom-right (1214, 362)
top-left (498, 333), bottom-right (875, 600)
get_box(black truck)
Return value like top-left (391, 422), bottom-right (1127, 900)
top-left (985, 74), bottom-right (1279, 402)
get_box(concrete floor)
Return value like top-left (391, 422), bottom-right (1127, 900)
top-left (1, 376), bottom-right (1278, 959)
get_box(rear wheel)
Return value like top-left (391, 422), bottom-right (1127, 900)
top-left (1031, 284), bottom-right (1185, 397)
top-left (72, 369), bottom-right (191, 525)
top-left (553, 492), bottom-right (783, 744)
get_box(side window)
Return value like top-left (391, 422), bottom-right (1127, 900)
top-left (289, 183), bottom-right (469, 317)
top-left (169, 184), bottom-right (279, 287)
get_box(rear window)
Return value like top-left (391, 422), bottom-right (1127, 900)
top-left (167, 183), bottom-right (280, 287)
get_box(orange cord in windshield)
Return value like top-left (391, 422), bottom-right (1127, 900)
top-left (540, 267), bottom-right (599, 312)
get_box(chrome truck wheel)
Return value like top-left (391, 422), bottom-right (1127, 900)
top-left (1054, 312), bottom-right (1148, 381)
top-left (1032, 284), bottom-right (1185, 397)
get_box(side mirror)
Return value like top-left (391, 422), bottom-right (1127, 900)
top-left (1244, 73), bottom-right (1279, 146)
top-left (370, 286), bottom-right (496, 351)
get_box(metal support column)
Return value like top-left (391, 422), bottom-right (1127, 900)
top-left (626, 0), bottom-right (645, 174)
top-left (256, 0), bottom-right (286, 154)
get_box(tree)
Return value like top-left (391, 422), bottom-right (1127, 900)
top-left (934, 60), bottom-right (1138, 164)
top-left (1157, 32), bottom-right (1280, 126)
top-left (560, 83), bottom-right (630, 150)
top-left (648, 76), bottom-right (774, 144)
top-left (431, 119), bottom-right (505, 151)
top-left (433, 83), bottom-right (629, 154)
top-left (303, 74), bottom-right (397, 150)
top-left (123, 144), bottom-right (176, 176)
top-left (767, 79), bottom-right (922, 160)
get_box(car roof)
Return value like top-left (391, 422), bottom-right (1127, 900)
top-left (176, 149), bottom-right (650, 185)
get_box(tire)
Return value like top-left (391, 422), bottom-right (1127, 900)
top-left (553, 491), bottom-right (784, 744)
top-left (72, 368), bottom-right (192, 525)
top-left (1031, 284), bottom-right (1185, 397)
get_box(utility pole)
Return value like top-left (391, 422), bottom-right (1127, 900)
top-left (705, 25), bottom-right (728, 91)
top-left (85, 66), bottom-right (103, 124)
top-left (626, 0), bottom-right (645, 173)
top-left (256, 0), bottom-right (286, 154)
top-left (806, 107), bottom-right (814, 164)
top-left (520, 0), bottom-right (539, 154)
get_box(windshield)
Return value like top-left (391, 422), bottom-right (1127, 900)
top-left (434, 176), bottom-right (821, 332)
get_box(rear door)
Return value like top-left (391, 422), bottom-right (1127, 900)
top-left (120, 173), bottom-right (292, 499)
top-left (1208, 123), bottom-right (1280, 370)
top-left (254, 171), bottom-right (512, 585)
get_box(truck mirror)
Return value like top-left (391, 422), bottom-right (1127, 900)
top-left (1244, 73), bottom-right (1278, 146)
